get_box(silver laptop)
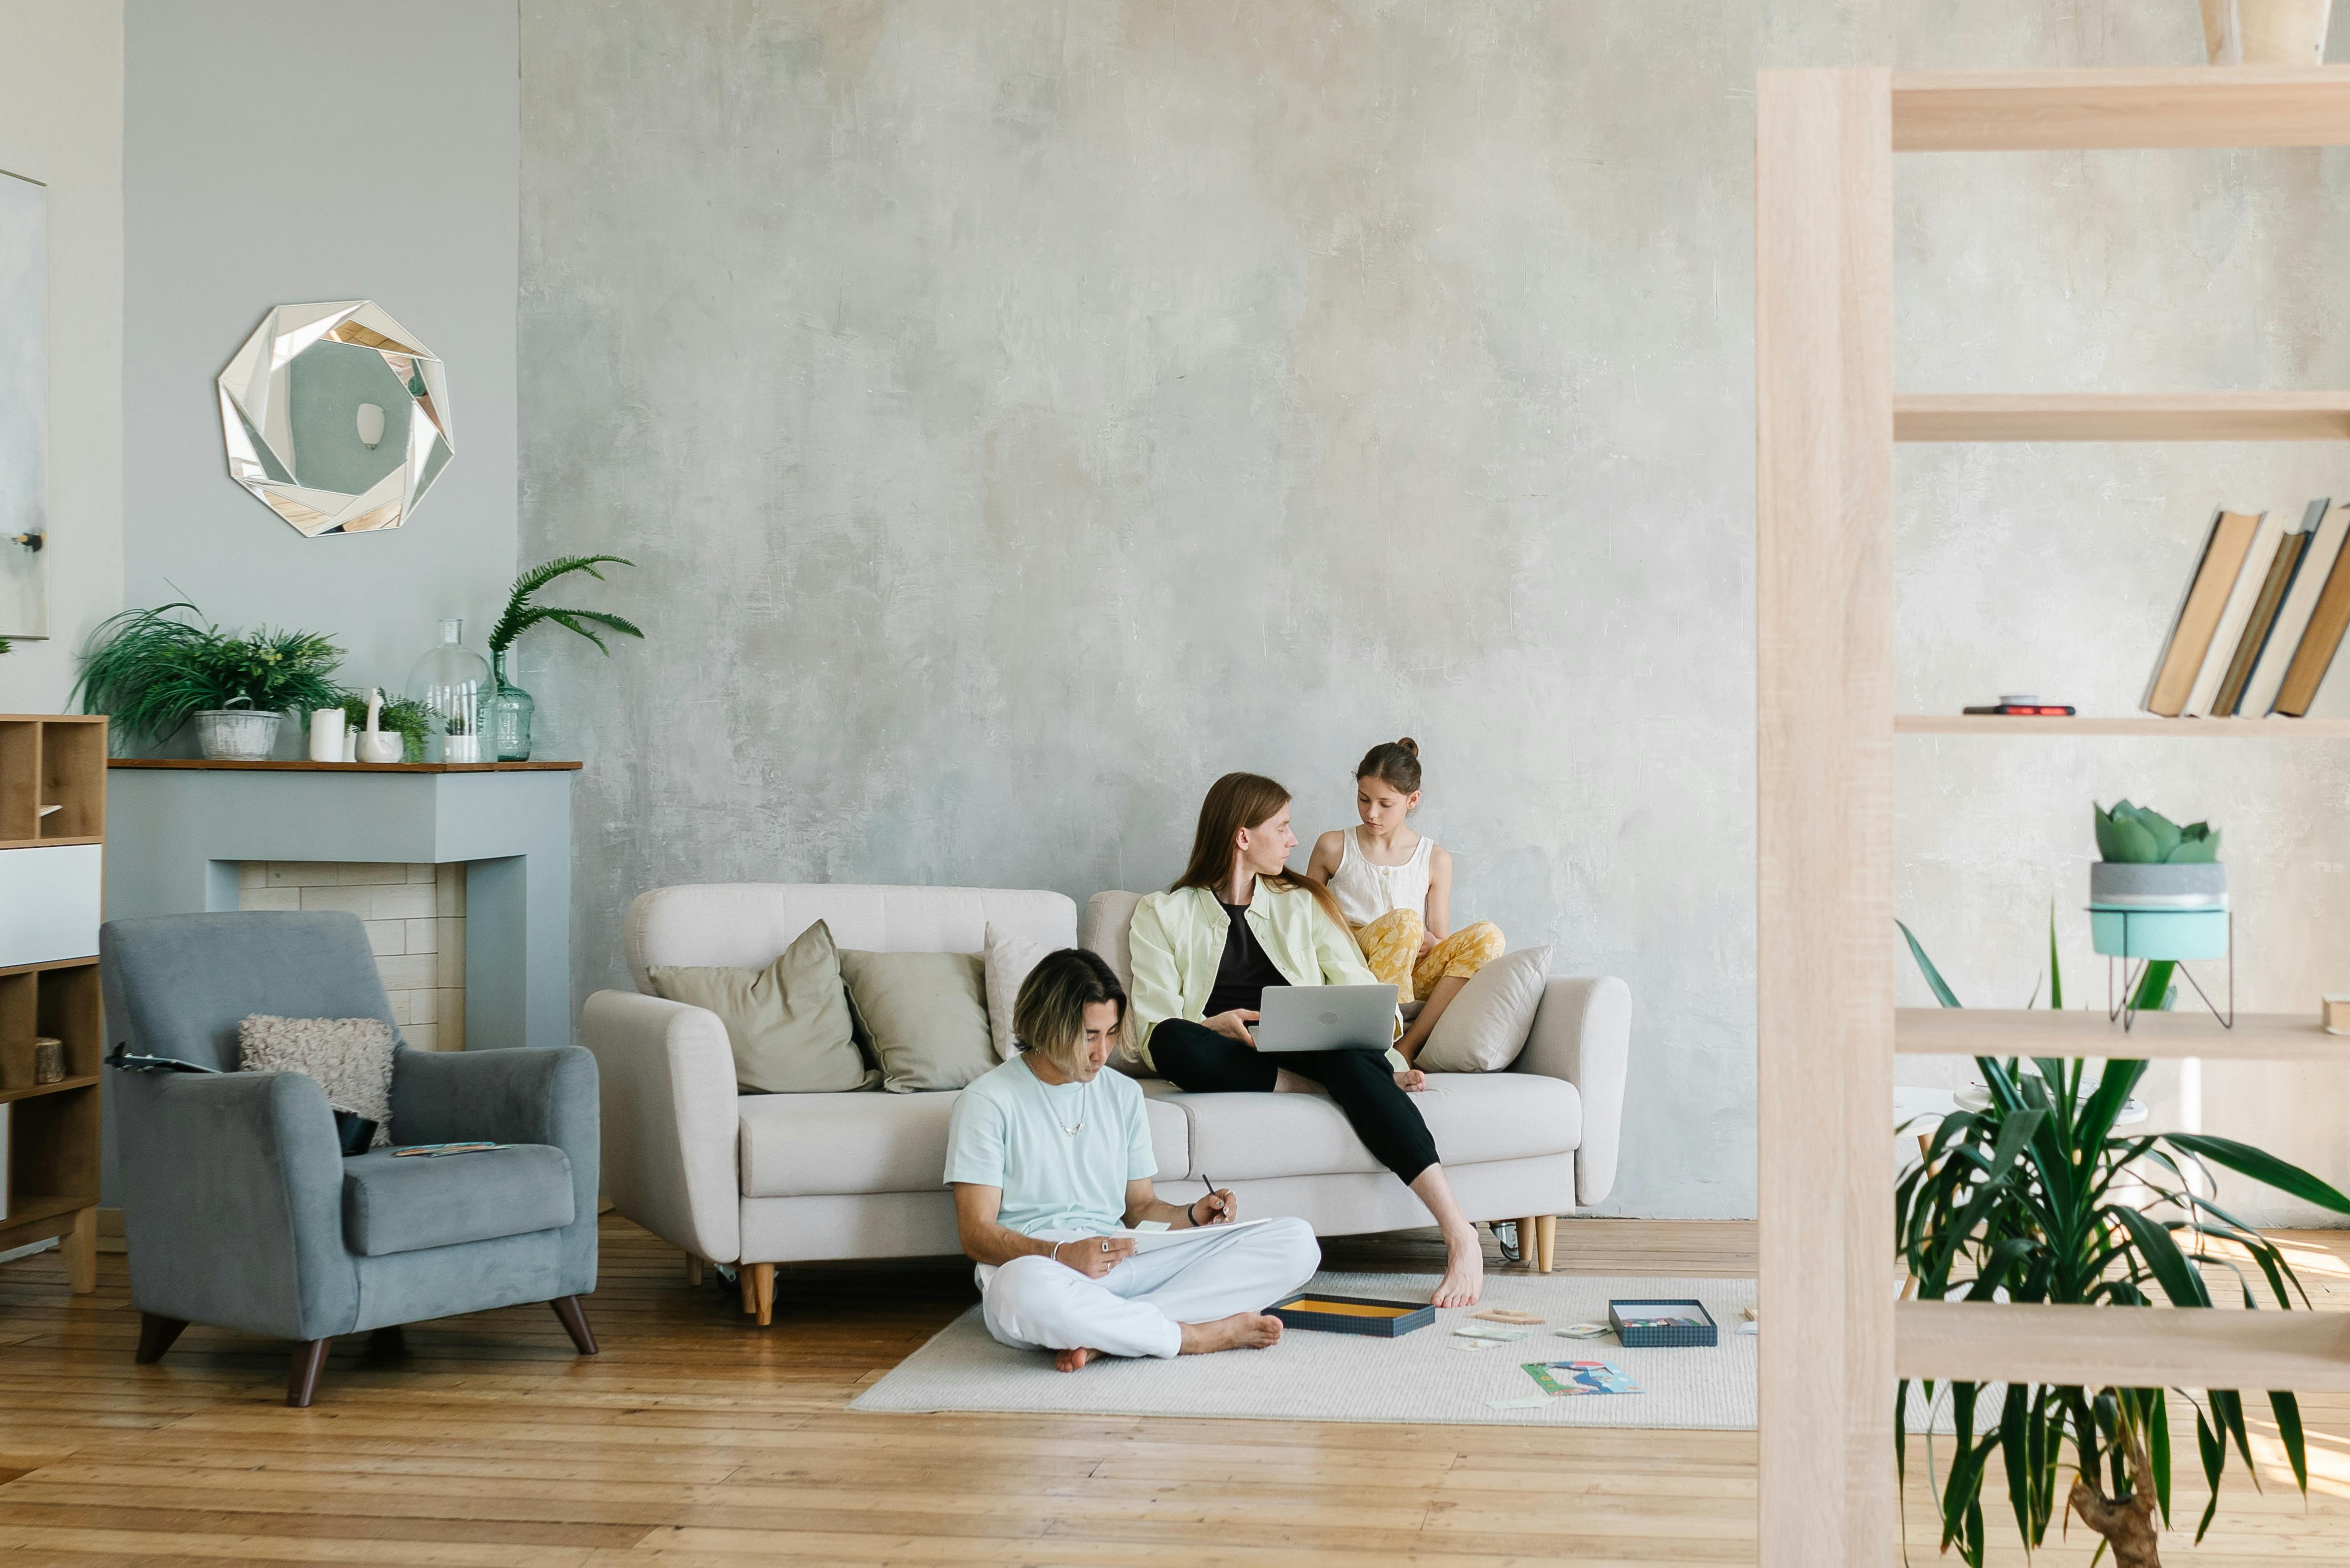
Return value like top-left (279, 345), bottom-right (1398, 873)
top-left (1252, 984), bottom-right (1398, 1053)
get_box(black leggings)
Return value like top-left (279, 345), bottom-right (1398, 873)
top-left (1149, 1018), bottom-right (1441, 1186)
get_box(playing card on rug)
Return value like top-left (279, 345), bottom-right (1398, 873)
top-left (1554, 1323), bottom-right (1611, 1338)
top-left (1522, 1360), bottom-right (1642, 1397)
top-left (1450, 1323), bottom-right (1529, 1341)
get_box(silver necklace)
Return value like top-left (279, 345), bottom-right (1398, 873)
top-left (1047, 1078), bottom-right (1089, 1136)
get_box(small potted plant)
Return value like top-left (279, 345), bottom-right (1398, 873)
top-left (74, 602), bottom-right (343, 760)
top-left (337, 690), bottom-right (435, 764)
top-left (2090, 801), bottom-right (2226, 964)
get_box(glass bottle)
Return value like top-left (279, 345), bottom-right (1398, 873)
top-left (406, 618), bottom-right (491, 763)
top-left (485, 649), bottom-right (535, 762)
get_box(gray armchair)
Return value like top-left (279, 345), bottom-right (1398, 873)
top-left (101, 911), bottom-right (599, 1406)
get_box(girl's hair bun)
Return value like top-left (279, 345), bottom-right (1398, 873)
top-left (1396, 736), bottom-right (1418, 758)
top-left (1356, 738), bottom-right (1423, 794)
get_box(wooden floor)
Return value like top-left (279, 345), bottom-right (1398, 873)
top-left (3, 1217), bottom-right (2349, 1565)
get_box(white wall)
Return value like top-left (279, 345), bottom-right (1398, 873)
top-left (0, 1), bottom-right (122, 716)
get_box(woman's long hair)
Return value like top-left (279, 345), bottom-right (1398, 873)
top-left (1171, 771), bottom-right (1355, 938)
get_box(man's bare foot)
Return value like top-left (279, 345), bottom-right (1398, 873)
top-left (1054, 1345), bottom-right (1098, 1372)
top-left (1395, 1068), bottom-right (1427, 1092)
top-left (1431, 1227), bottom-right (1484, 1308)
top-left (1178, 1311), bottom-right (1284, 1355)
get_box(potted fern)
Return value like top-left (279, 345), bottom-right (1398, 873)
top-left (1898, 925), bottom-right (2350, 1567)
top-left (482, 555), bottom-right (642, 760)
top-left (74, 602), bottom-right (343, 759)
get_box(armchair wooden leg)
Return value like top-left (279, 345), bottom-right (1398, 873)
top-left (1536, 1215), bottom-right (1558, 1274)
top-left (751, 1263), bottom-right (775, 1327)
top-left (550, 1295), bottom-right (599, 1356)
top-left (287, 1338), bottom-right (332, 1407)
top-left (135, 1313), bottom-right (187, 1364)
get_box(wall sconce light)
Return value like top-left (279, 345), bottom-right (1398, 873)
top-left (355, 403), bottom-right (385, 449)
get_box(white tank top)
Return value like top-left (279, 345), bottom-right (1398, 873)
top-left (1328, 826), bottom-right (1435, 926)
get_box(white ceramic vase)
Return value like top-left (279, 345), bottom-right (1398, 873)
top-left (356, 730), bottom-right (404, 764)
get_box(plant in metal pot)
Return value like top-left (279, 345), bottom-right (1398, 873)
top-left (337, 691), bottom-right (435, 764)
top-left (1896, 926), bottom-right (2350, 1567)
top-left (74, 602), bottom-right (343, 758)
top-left (482, 554), bottom-right (642, 761)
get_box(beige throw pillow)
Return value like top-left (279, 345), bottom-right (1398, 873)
top-left (982, 922), bottom-right (1052, 1062)
top-left (1416, 945), bottom-right (1551, 1073)
top-left (647, 919), bottom-right (878, 1094)
top-left (838, 949), bottom-right (995, 1093)
top-left (237, 1014), bottom-right (398, 1146)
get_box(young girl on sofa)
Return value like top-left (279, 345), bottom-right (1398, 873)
top-left (1306, 738), bottom-right (1505, 1061)
top-left (1126, 771), bottom-right (1485, 1307)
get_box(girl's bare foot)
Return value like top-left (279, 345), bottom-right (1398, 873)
top-left (1431, 1226), bottom-right (1484, 1307)
top-left (1054, 1346), bottom-right (1097, 1372)
top-left (1178, 1311), bottom-right (1285, 1355)
top-left (1394, 1068), bottom-right (1427, 1092)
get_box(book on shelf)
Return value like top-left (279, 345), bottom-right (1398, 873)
top-left (2213, 498), bottom-right (2327, 715)
top-left (2275, 506), bottom-right (2350, 718)
top-left (2186, 508), bottom-right (2287, 716)
top-left (2246, 500), bottom-right (2350, 718)
top-left (2144, 509), bottom-right (2263, 718)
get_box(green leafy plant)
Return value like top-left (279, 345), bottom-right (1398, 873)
top-left (338, 691), bottom-right (435, 764)
top-left (73, 602), bottom-right (343, 749)
top-left (2096, 801), bottom-right (2220, 865)
top-left (1896, 923), bottom-right (2350, 1568)
top-left (487, 554), bottom-right (643, 659)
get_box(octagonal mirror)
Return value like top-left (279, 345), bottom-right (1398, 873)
top-left (217, 300), bottom-right (453, 537)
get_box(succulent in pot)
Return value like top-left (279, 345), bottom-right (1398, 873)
top-left (2092, 802), bottom-right (2223, 909)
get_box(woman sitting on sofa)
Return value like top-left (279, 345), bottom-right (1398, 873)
top-left (1126, 771), bottom-right (1484, 1307)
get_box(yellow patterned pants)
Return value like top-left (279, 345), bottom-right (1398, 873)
top-left (1354, 910), bottom-right (1505, 1004)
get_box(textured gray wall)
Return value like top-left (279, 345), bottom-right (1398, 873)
top-left (522, 1), bottom-right (2350, 1219)
top-left (122, 0), bottom-right (518, 711)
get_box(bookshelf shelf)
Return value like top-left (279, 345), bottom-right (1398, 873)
top-left (1892, 66), bottom-right (2350, 152)
top-left (1896, 714), bottom-right (2350, 737)
top-left (1895, 393), bottom-right (2350, 442)
top-left (1897, 1300), bottom-right (2350, 1391)
top-left (1898, 1008), bottom-right (2340, 1063)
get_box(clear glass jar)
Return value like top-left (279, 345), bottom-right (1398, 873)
top-left (406, 618), bottom-right (491, 763)
top-left (485, 649), bottom-right (535, 762)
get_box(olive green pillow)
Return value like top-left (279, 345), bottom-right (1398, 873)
top-left (837, 949), bottom-right (994, 1093)
top-left (647, 919), bottom-right (878, 1094)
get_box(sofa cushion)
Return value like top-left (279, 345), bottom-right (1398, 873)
top-left (1149, 1072), bottom-right (1581, 1183)
top-left (646, 919), bottom-right (878, 1094)
top-left (627, 884), bottom-right (1076, 991)
top-left (238, 1013), bottom-right (397, 1147)
top-left (1417, 946), bottom-right (1551, 1073)
top-left (839, 949), bottom-right (996, 1093)
top-left (982, 921), bottom-right (1051, 1062)
top-left (740, 1087), bottom-right (1191, 1198)
top-left (341, 1145), bottom-right (576, 1257)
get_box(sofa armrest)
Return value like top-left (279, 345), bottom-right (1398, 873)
top-left (1510, 976), bottom-right (1630, 1208)
top-left (390, 1044), bottom-right (601, 1294)
top-left (114, 1067), bottom-right (359, 1339)
top-left (580, 990), bottom-right (741, 1264)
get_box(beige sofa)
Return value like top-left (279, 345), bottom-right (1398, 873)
top-left (584, 883), bottom-right (1629, 1323)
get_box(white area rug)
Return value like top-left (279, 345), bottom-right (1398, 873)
top-left (852, 1270), bottom-right (1757, 1429)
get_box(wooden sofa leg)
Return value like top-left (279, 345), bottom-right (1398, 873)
top-left (686, 1252), bottom-right (703, 1288)
top-left (135, 1313), bottom-right (187, 1364)
top-left (1536, 1215), bottom-right (1558, 1274)
top-left (739, 1266), bottom-right (755, 1314)
top-left (287, 1338), bottom-right (331, 1407)
top-left (1517, 1217), bottom-right (1540, 1270)
top-left (752, 1263), bottom-right (775, 1327)
top-left (551, 1296), bottom-right (599, 1356)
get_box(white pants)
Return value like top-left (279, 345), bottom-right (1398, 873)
top-left (978, 1216), bottom-right (1321, 1361)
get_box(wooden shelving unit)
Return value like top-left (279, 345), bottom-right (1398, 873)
top-left (0, 716), bottom-right (105, 1291)
top-left (1757, 67), bottom-right (2350, 1565)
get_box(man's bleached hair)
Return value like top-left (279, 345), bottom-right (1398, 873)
top-left (1013, 948), bottom-right (1127, 1074)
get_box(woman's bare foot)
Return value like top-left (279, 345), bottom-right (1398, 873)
top-left (1054, 1345), bottom-right (1098, 1372)
top-left (1178, 1311), bottom-right (1285, 1355)
top-left (1394, 1068), bottom-right (1427, 1092)
top-left (1431, 1225), bottom-right (1484, 1307)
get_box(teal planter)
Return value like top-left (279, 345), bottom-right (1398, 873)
top-left (2089, 906), bottom-right (2228, 961)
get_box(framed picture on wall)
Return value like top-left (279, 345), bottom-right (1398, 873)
top-left (0, 167), bottom-right (46, 640)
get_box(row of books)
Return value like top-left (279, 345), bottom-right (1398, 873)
top-left (2145, 498), bottom-right (2350, 718)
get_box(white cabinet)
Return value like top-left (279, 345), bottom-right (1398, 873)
top-left (0, 842), bottom-right (103, 966)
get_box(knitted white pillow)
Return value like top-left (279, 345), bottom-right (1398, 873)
top-left (237, 1014), bottom-right (398, 1146)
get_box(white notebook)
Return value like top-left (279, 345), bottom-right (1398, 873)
top-left (1112, 1218), bottom-right (1274, 1254)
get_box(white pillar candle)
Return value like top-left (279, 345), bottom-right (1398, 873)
top-left (308, 707), bottom-right (347, 763)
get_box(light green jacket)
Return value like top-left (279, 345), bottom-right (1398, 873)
top-left (1125, 879), bottom-right (1404, 1073)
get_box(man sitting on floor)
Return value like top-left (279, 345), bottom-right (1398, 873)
top-left (946, 947), bottom-right (1321, 1371)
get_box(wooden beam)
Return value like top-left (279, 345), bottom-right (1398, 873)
top-left (1898, 1300), bottom-right (2350, 1389)
top-left (1756, 66), bottom-right (1896, 1568)
top-left (1893, 67), bottom-right (2350, 151)
top-left (1898, 1007), bottom-right (2339, 1063)
top-left (1895, 393), bottom-right (2350, 442)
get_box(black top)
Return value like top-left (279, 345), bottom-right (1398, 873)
top-left (1204, 901), bottom-right (1291, 1018)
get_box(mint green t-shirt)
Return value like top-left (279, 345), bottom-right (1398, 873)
top-left (944, 1055), bottom-right (1158, 1237)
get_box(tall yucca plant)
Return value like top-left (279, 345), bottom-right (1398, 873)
top-left (1897, 923), bottom-right (2350, 1567)
top-left (487, 555), bottom-right (643, 658)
